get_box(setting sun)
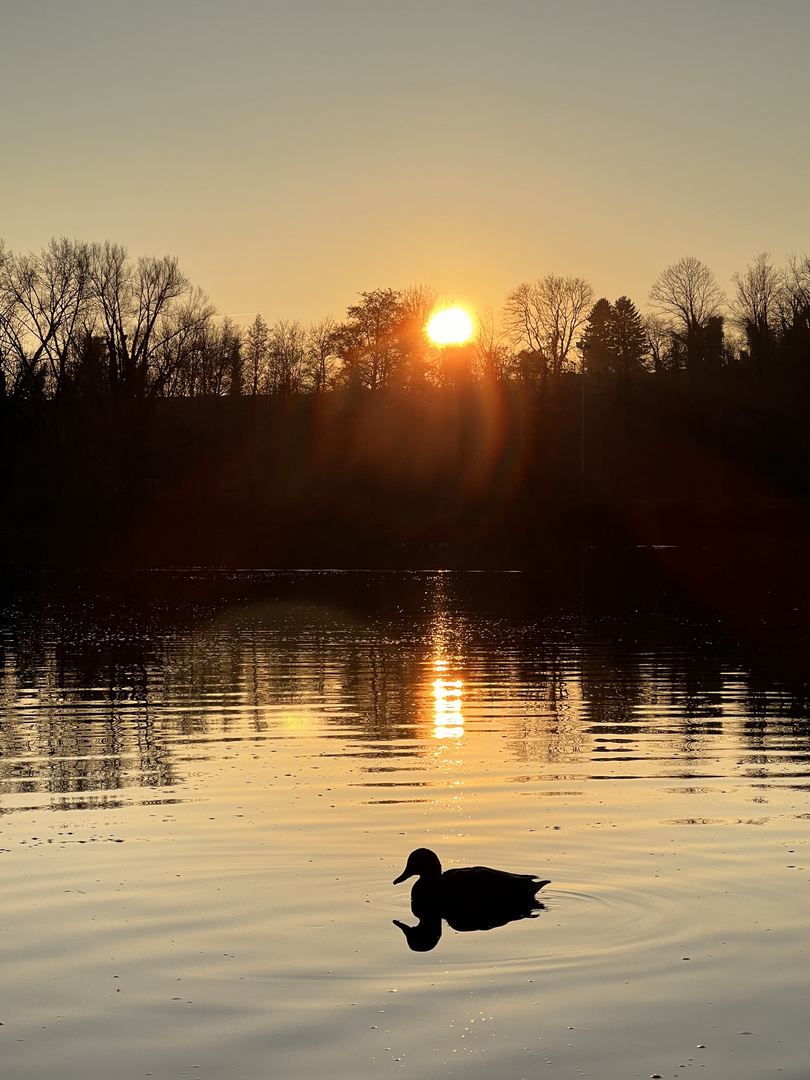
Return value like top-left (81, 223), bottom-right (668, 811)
top-left (426, 307), bottom-right (474, 345)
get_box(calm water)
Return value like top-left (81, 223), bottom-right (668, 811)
top-left (1, 569), bottom-right (808, 1080)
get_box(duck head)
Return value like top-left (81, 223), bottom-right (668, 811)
top-left (393, 847), bottom-right (442, 884)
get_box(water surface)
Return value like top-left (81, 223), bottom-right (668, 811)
top-left (1, 570), bottom-right (808, 1079)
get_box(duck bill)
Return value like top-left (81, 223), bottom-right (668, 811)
top-left (393, 870), bottom-right (412, 885)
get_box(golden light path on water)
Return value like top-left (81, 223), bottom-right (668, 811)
top-left (432, 660), bottom-right (464, 740)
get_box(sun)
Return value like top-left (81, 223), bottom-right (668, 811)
top-left (426, 307), bottom-right (474, 345)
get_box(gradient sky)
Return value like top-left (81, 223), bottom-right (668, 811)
top-left (3, 0), bottom-right (808, 325)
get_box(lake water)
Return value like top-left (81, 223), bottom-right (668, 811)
top-left (1, 568), bottom-right (808, 1080)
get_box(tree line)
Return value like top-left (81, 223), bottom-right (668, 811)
top-left (2, 238), bottom-right (809, 406)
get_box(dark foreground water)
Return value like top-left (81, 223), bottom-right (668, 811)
top-left (1, 569), bottom-right (808, 1079)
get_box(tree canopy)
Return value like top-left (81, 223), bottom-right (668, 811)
top-left (3, 238), bottom-right (810, 405)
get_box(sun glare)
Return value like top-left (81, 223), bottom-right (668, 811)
top-left (427, 307), bottom-right (474, 345)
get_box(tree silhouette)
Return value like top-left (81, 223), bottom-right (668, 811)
top-left (268, 319), bottom-right (307, 394)
top-left (472, 307), bottom-right (512, 382)
top-left (332, 287), bottom-right (439, 391)
top-left (503, 273), bottom-right (593, 380)
top-left (612, 296), bottom-right (648, 376)
top-left (0, 237), bottom-right (90, 402)
top-left (643, 314), bottom-right (672, 373)
top-left (775, 254), bottom-right (810, 371)
top-left (582, 298), bottom-right (614, 375)
top-left (731, 253), bottom-right (780, 379)
top-left (225, 318), bottom-right (244, 396)
top-left (396, 284), bottom-right (438, 389)
top-left (582, 296), bottom-right (648, 377)
top-left (649, 256), bottom-right (725, 374)
top-left (305, 316), bottom-right (339, 392)
top-left (88, 242), bottom-right (214, 400)
top-left (334, 288), bottom-right (404, 390)
top-left (245, 314), bottom-right (270, 395)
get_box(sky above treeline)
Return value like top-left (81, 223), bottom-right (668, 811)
top-left (3, 0), bottom-right (808, 325)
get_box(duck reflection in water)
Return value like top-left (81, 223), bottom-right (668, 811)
top-left (393, 848), bottom-right (550, 952)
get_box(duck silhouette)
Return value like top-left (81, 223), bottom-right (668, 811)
top-left (393, 847), bottom-right (550, 951)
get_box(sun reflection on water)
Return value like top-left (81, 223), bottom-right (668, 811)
top-left (432, 658), bottom-right (464, 739)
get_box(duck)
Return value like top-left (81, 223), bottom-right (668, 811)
top-left (393, 847), bottom-right (550, 943)
top-left (394, 847), bottom-right (550, 900)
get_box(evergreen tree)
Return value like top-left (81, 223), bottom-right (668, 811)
top-left (582, 298), bottom-right (616, 374)
top-left (612, 296), bottom-right (648, 376)
top-left (583, 296), bottom-right (648, 376)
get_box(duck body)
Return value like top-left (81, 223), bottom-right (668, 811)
top-left (393, 847), bottom-right (550, 940)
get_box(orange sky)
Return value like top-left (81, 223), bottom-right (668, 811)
top-left (3, 1), bottom-right (808, 326)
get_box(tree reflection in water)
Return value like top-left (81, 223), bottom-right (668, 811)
top-left (1, 568), bottom-right (809, 811)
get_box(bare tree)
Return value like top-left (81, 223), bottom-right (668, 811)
top-left (649, 256), bottom-right (725, 330)
top-left (649, 256), bottom-right (726, 373)
top-left (150, 288), bottom-right (220, 396)
top-left (643, 314), bottom-right (675, 373)
top-left (731, 253), bottom-right (780, 377)
top-left (268, 319), bottom-right (306, 394)
top-left (472, 306), bottom-right (513, 381)
top-left (503, 273), bottom-right (594, 378)
top-left (0, 237), bottom-right (90, 400)
top-left (398, 283), bottom-right (438, 388)
top-left (776, 253), bottom-right (810, 326)
top-left (732, 252), bottom-right (780, 329)
top-left (88, 242), bottom-right (214, 399)
top-left (244, 314), bottom-right (270, 395)
top-left (774, 253), bottom-right (810, 368)
top-left (225, 318), bottom-right (244, 396)
top-left (305, 316), bottom-right (339, 392)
